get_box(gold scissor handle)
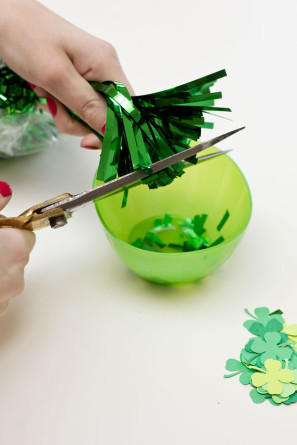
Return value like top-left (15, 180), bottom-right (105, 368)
top-left (0, 193), bottom-right (72, 231)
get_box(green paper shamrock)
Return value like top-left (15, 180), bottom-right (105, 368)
top-left (271, 394), bottom-right (290, 404)
top-left (224, 359), bottom-right (254, 384)
top-left (282, 324), bottom-right (297, 352)
top-left (249, 388), bottom-right (270, 404)
top-left (250, 332), bottom-right (292, 364)
top-left (251, 359), bottom-right (294, 395)
top-left (288, 352), bottom-right (297, 369)
top-left (244, 307), bottom-right (284, 336)
top-left (283, 392), bottom-right (297, 404)
top-left (240, 334), bottom-right (289, 367)
top-left (269, 392), bottom-right (297, 406)
top-left (256, 372), bottom-right (297, 401)
top-left (240, 340), bottom-right (262, 367)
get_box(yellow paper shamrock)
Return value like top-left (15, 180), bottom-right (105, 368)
top-left (282, 324), bottom-right (297, 352)
top-left (251, 359), bottom-right (294, 395)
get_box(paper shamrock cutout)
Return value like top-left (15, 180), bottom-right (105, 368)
top-left (243, 307), bottom-right (284, 336)
top-left (251, 359), bottom-right (294, 394)
top-left (224, 359), bottom-right (254, 384)
top-left (224, 307), bottom-right (297, 406)
top-left (282, 324), bottom-right (297, 351)
top-left (249, 332), bottom-right (292, 364)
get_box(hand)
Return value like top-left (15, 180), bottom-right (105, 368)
top-left (0, 0), bottom-right (134, 149)
top-left (0, 182), bottom-right (36, 317)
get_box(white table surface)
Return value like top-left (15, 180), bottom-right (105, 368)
top-left (1, 1), bottom-right (297, 444)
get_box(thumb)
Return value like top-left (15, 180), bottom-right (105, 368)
top-left (0, 181), bottom-right (12, 211)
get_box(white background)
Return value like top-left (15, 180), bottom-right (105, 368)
top-left (1, 1), bottom-right (297, 444)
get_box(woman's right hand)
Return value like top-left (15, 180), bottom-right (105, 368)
top-left (0, 182), bottom-right (36, 317)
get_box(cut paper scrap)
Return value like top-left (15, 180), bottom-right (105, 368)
top-left (243, 307), bottom-right (284, 336)
top-left (248, 332), bottom-right (292, 364)
top-left (251, 359), bottom-right (294, 395)
top-left (224, 359), bottom-right (254, 385)
top-left (224, 307), bottom-right (297, 405)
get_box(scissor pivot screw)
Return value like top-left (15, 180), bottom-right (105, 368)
top-left (50, 215), bottom-right (68, 229)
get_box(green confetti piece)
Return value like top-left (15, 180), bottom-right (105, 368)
top-left (121, 188), bottom-right (129, 208)
top-left (250, 388), bottom-right (269, 404)
top-left (131, 212), bottom-right (230, 253)
top-left (167, 243), bottom-right (183, 250)
top-left (163, 214), bottom-right (172, 227)
top-left (193, 214), bottom-right (207, 235)
top-left (216, 209), bottom-right (230, 231)
top-left (209, 236), bottom-right (224, 247)
top-left (154, 218), bottom-right (162, 229)
top-left (270, 309), bottom-right (283, 315)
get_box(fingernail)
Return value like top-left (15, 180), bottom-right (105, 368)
top-left (81, 145), bottom-right (99, 150)
top-left (0, 181), bottom-right (12, 197)
top-left (46, 97), bottom-right (57, 117)
top-left (27, 82), bottom-right (36, 89)
top-left (101, 123), bottom-right (106, 134)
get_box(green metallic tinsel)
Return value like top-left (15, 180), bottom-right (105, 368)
top-left (0, 61), bottom-right (58, 157)
top-left (0, 63), bottom-right (230, 185)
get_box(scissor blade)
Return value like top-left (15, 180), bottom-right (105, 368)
top-left (42, 126), bottom-right (243, 213)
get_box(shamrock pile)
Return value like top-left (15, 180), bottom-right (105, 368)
top-left (224, 307), bottom-right (297, 405)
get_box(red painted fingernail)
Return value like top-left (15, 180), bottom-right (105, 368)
top-left (27, 82), bottom-right (36, 89)
top-left (101, 123), bottom-right (106, 134)
top-left (46, 97), bottom-right (57, 117)
top-left (81, 145), bottom-right (99, 150)
top-left (0, 181), bottom-right (12, 197)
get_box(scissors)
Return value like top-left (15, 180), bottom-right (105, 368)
top-left (0, 127), bottom-right (244, 231)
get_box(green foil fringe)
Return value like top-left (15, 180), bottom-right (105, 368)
top-left (0, 64), bottom-right (230, 188)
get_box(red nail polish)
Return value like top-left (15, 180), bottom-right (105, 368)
top-left (0, 181), bottom-right (12, 197)
top-left (82, 146), bottom-right (99, 150)
top-left (27, 82), bottom-right (36, 89)
top-left (46, 97), bottom-right (57, 117)
top-left (101, 123), bottom-right (106, 134)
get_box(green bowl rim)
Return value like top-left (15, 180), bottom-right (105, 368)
top-left (93, 150), bottom-right (253, 257)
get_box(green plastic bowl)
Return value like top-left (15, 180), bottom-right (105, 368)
top-left (93, 148), bottom-right (252, 285)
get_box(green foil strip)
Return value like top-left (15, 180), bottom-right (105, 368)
top-left (0, 64), bottom-right (230, 190)
top-left (217, 209), bottom-right (230, 231)
top-left (0, 66), bottom-right (36, 114)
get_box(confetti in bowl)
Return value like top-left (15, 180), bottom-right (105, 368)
top-left (93, 147), bottom-right (252, 285)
